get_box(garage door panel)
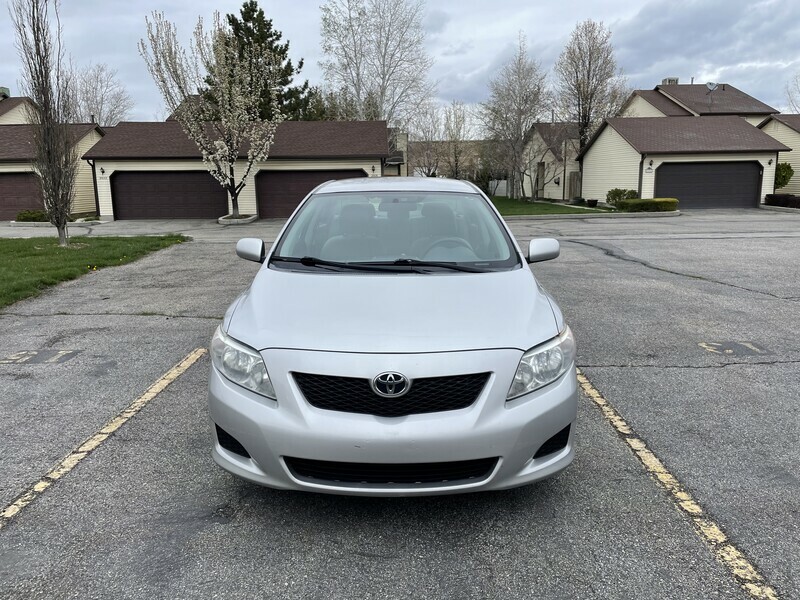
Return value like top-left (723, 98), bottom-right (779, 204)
top-left (111, 171), bottom-right (228, 219)
top-left (0, 173), bottom-right (42, 220)
top-left (256, 170), bottom-right (367, 218)
top-left (654, 162), bottom-right (761, 209)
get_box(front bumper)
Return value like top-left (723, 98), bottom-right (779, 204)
top-left (207, 348), bottom-right (578, 496)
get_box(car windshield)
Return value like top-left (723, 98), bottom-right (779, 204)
top-left (271, 191), bottom-right (520, 272)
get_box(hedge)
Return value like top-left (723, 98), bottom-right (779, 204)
top-left (617, 198), bottom-right (679, 212)
top-left (15, 210), bottom-right (49, 222)
top-left (606, 188), bottom-right (639, 207)
top-left (764, 194), bottom-right (800, 209)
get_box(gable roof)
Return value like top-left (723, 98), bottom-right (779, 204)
top-left (0, 96), bottom-right (35, 119)
top-left (758, 113), bottom-right (800, 135)
top-left (578, 116), bottom-right (789, 160)
top-left (83, 120), bottom-right (390, 160)
top-left (657, 84), bottom-right (777, 116)
top-left (0, 123), bottom-right (103, 161)
top-left (527, 122), bottom-right (579, 160)
top-left (626, 90), bottom-right (693, 116)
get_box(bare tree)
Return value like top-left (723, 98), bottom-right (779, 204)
top-left (11, 0), bottom-right (77, 246)
top-left (408, 100), bottom-right (442, 177)
top-left (320, 0), bottom-right (435, 126)
top-left (786, 72), bottom-right (800, 112)
top-left (554, 20), bottom-right (628, 149)
top-left (139, 11), bottom-right (284, 218)
top-left (441, 100), bottom-right (472, 179)
top-left (481, 34), bottom-right (548, 199)
top-left (74, 63), bottom-right (134, 126)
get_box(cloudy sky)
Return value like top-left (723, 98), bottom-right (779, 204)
top-left (1, 0), bottom-right (798, 120)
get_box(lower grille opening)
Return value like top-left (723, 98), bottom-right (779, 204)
top-left (533, 425), bottom-right (571, 459)
top-left (215, 424), bottom-right (250, 458)
top-left (285, 457), bottom-right (498, 485)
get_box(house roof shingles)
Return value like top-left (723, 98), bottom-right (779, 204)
top-left (605, 116), bottom-right (790, 155)
top-left (759, 114), bottom-right (800, 135)
top-left (0, 123), bottom-right (101, 161)
top-left (529, 122), bottom-right (579, 160)
top-left (632, 90), bottom-right (693, 116)
top-left (83, 120), bottom-right (390, 160)
top-left (657, 84), bottom-right (777, 116)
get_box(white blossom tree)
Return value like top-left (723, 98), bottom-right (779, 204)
top-left (441, 101), bottom-right (473, 179)
top-left (320, 0), bottom-right (435, 126)
top-left (11, 0), bottom-right (77, 246)
top-left (74, 63), bottom-right (134, 126)
top-left (139, 11), bottom-right (284, 218)
top-left (481, 34), bottom-right (548, 199)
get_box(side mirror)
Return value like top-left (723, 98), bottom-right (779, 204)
top-left (528, 238), bottom-right (560, 263)
top-left (236, 238), bottom-right (266, 263)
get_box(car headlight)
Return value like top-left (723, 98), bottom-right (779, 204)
top-left (211, 327), bottom-right (276, 399)
top-left (507, 326), bottom-right (576, 400)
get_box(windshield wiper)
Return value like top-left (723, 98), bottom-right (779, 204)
top-left (271, 256), bottom-right (400, 272)
top-left (364, 258), bottom-right (485, 273)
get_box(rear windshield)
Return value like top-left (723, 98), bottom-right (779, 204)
top-left (271, 191), bottom-right (520, 271)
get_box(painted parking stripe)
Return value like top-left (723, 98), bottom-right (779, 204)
top-left (0, 348), bottom-right (207, 531)
top-left (576, 368), bottom-right (779, 600)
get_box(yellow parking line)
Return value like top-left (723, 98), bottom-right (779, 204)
top-left (0, 348), bottom-right (207, 531)
top-left (576, 368), bottom-right (779, 600)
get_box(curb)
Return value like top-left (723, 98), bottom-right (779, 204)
top-left (9, 220), bottom-right (103, 228)
top-left (218, 214), bottom-right (258, 225)
top-left (758, 205), bottom-right (800, 214)
top-left (502, 210), bottom-right (681, 221)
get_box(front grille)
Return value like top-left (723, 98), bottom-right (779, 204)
top-left (533, 425), bottom-right (571, 459)
top-left (285, 457), bottom-right (498, 485)
top-left (293, 372), bottom-right (490, 417)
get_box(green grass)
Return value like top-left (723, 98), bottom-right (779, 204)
top-left (0, 236), bottom-right (186, 309)
top-left (489, 197), bottom-right (612, 216)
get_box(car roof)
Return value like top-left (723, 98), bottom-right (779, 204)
top-left (314, 177), bottom-right (479, 194)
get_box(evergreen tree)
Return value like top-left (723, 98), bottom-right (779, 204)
top-left (226, 1), bottom-right (313, 120)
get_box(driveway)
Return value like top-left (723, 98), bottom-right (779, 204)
top-left (1, 209), bottom-right (798, 598)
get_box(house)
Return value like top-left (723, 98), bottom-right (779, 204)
top-left (523, 123), bottom-right (580, 201)
top-left (0, 89), bottom-right (35, 125)
top-left (758, 115), bottom-right (800, 195)
top-left (0, 123), bottom-right (104, 220)
top-left (384, 128), bottom-right (409, 177)
top-left (578, 116), bottom-right (789, 208)
top-left (82, 120), bottom-right (389, 220)
top-left (619, 79), bottom-right (778, 125)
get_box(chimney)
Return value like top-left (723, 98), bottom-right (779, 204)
top-left (0, 86), bottom-right (10, 99)
top-left (661, 77), bottom-right (679, 86)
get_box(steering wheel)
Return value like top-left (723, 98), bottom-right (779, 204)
top-left (423, 237), bottom-right (473, 255)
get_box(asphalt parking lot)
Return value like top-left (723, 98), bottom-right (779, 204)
top-left (0, 209), bottom-right (798, 599)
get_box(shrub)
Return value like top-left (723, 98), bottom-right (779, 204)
top-left (617, 198), bottom-right (679, 212)
top-left (775, 162), bottom-right (794, 189)
top-left (15, 210), bottom-right (49, 222)
top-left (606, 188), bottom-right (639, 206)
top-left (764, 194), bottom-right (800, 209)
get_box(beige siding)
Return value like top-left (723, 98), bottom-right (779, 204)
top-left (0, 162), bottom-right (35, 174)
top-left (640, 153), bottom-right (778, 202)
top-left (581, 126), bottom-right (641, 201)
top-left (73, 130), bottom-right (103, 213)
top-left (744, 115), bottom-right (768, 127)
top-left (0, 104), bottom-right (30, 125)
top-left (523, 133), bottom-right (580, 200)
top-left (619, 95), bottom-right (667, 118)
top-left (94, 158), bottom-right (381, 219)
top-left (760, 120), bottom-right (800, 195)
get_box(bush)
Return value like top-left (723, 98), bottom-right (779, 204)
top-left (15, 210), bottom-right (49, 222)
top-left (606, 188), bottom-right (639, 207)
top-left (617, 198), bottom-right (679, 212)
top-left (775, 162), bottom-right (794, 189)
top-left (764, 194), bottom-right (800, 209)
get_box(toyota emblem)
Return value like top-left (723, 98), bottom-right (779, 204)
top-left (371, 372), bottom-right (410, 398)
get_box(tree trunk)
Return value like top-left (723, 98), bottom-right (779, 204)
top-left (229, 188), bottom-right (240, 218)
top-left (57, 223), bottom-right (68, 247)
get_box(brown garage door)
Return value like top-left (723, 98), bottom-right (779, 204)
top-left (654, 162), bottom-right (761, 209)
top-left (111, 171), bottom-right (228, 219)
top-left (256, 170), bottom-right (367, 218)
top-left (0, 173), bottom-right (42, 220)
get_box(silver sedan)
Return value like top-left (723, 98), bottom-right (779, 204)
top-left (208, 177), bottom-right (578, 496)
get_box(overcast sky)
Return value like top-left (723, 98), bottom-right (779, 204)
top-left (1, 0), bottom-right (798, 120)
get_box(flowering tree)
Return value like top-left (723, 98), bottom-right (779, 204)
top-left (139, 11), bottom-right (284, 217)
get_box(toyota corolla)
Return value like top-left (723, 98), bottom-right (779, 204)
top-left (208, 177), bottom-right (578, 496)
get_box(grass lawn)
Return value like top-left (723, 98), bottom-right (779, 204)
top-left (0, 236), bottom-right (186, 309)
top-left (489, 197), bottom-right (612, 216)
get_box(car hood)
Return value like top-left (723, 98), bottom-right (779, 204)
top-left (226, 266), bottom-right (559, 354)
